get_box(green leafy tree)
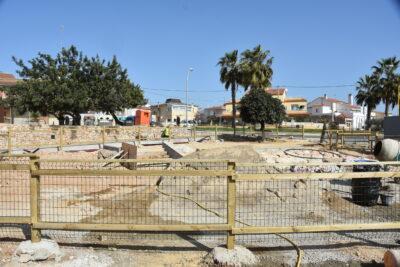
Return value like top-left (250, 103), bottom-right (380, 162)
top-left (218, 50), bottom-right (241, 135)
top-left (240, 88), bottom-right (286, 140)
top-left (240, 45), bottom-right (273, 91)
top-left (9, 46), bottom-right (90, 124)
top-left (372, 57), bottom-right (400, 117)
top-left (355, 74), bottom-right (379, 129)
top-left (84, 55), bottom-right (146, 125)
top-left (3, 46), bottom-right (145, 125)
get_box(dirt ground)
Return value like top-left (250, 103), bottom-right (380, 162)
top-left (1, 139), bottom-right (399, 266)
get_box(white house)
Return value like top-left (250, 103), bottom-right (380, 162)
top-left (308, 94), bottom-right (367, 130)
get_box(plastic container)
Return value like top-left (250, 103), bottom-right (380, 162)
top-left (351, 160), bottom-right (382, 206)
top-left (380, 193), bottom-right (395, 206)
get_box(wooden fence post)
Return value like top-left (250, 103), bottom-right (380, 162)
top-left (227, 161), bottom-right (236, 249)
top-left (7, 128), bottom-right (12, 153)
top-left (59, 126), bottom-right (63, 150)
top-left (341, 134), bottom-right (345, 149)
top-left (193, 126), bottom-right (197, 141)
top-left (215, 125), bottom-right (218, 140)
top-left (329, 131), bottom-right (332, 149)
top-left (30, 156), bottom-right (41, 242)
top-left (335, 130), bottom-right (339, 151)
top-left (302, 125), bottom-right (305, 139)
top-left (275, 124), bottom-right (279, 138)
top-left (138, 126), bottom-right (141, 145)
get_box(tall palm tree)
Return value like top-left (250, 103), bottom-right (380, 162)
top-left (240, 45), bottom-right (273, 91)
top-left (355, 75), bottom-right (379, 129)
top-left (218, 50), bottom-right (241, 135)
top-left (372, 57), bottom-right (399, 117)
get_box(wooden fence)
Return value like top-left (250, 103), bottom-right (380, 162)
top-left (326, 130), bottom-right (381, 152)
top-left (1, 155), bottom-right (400, 249)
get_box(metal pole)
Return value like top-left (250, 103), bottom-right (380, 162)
top-left (185, 68), bottom-right (193, 126)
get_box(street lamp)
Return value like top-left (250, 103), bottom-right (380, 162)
top-left (185, 67), bottom-right (194, 126)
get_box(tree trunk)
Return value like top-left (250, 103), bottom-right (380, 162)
top-left (366, 106), bottom-right (372, 130)
top-left (384, 101), bottom-right (390, 117)
top-left (72, 113), bottom-right (81, 125)
top-left (320, 122), bottom-right (327, 144)
top-left (231, 85), bottom-right (237, 136)
top-left (57, 116), bottom-right (65, 125)
top-left (260, 122), bottom-right (265, 141)
top-left (111, 112), bottom-right (124, 126)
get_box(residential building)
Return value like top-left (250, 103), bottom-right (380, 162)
top-left (265, 88), bottom-right (309, 119)
top-left (308, 94), bottom-right (367, 129)
top-left (151, 98), bottom-right (198, 126)
top-left (200, 87), bottom-right (308, 125)
top-left (198, 105), bottom-right (226, 124)
top-left (0, 73), bottom-right (17, 123)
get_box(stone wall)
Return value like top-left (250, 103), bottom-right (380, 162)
top-left (0, 124), bottom-right (192, 150)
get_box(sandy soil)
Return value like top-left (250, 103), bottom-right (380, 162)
top-left (1, 140), bottom-right (399, 266)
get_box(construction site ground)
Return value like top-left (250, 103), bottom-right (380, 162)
top-left (1, 138), bottom-right (399, 266)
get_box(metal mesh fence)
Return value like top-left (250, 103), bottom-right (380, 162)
top-left (38, 160), bottom-right (228, 225)
top-left (235, 163), bottom-right (400, 247)
top-left (2, 156), bottom-right (400, 249)
top-left (0, 155), bottom-right (32, 239)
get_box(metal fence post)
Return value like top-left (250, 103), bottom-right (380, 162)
top-left (7, 128), bottom-right (12, 153)
top-left (227, 161), bottom-right (236, 249)
top-left (30, 156), bottom-right (41, 242)
top-left (102, 126), bottom-right (106, 147)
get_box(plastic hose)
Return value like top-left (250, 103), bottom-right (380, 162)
top-left (155, 179), bottom-right (303, 267)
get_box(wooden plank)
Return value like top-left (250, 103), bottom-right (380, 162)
top-left (232, 222), bottom-right (400, 234)
top-left (0, 164), bottom-right (30, 170)
top-left (0, 216), bottom-right (31, 224)
top-left (226, 161), bottom-right (236, 249)
top-left (33, 222), bottom-right (230, 232)
top-left (35, 158), bottom-right (229, 163)
top-left (32, 169), bottom-right (233, 177)
top-left (0, 153), bottom-right (38, 158)
top-left (236, 171), bottom-right (400, 181)
top-left (236, 161), bottom-right (400, 167)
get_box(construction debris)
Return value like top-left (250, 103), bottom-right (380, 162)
top-left (13, 239), bottom-right (62, 263)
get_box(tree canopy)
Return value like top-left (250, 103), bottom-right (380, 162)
top-left (217, 45), bottom-right (273, 135)
top-left (240, 88), bottom-right (286, 140)
top-left (355, 74), bottom-right (379, 129)
top-left (2, 46), bottom-right (145, 125)
top-left (372, 56), bottom-right (400, 117)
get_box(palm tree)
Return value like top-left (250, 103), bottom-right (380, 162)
top-left (218, 50), bottom-right (241, 135)
top-left (240, 45), bottom-right (273, 91)
top-left (355, 75), bottom-right (379, 129)
top-left (372, 57), bottom-right (399, 117)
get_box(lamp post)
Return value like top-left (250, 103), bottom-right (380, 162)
top-left (185, 68), bottom-right (194, 126)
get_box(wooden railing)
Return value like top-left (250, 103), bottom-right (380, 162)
top-left (1, 155), bottom-right (400, 250)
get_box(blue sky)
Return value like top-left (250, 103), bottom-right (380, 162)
top-left (1, 0), bottom-right (399, 112)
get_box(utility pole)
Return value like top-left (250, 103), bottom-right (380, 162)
top-left (185, 68), bottom-right (194, 126)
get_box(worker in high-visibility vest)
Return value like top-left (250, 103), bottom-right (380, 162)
top-left (162, 126), bottom-right (170, 138)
